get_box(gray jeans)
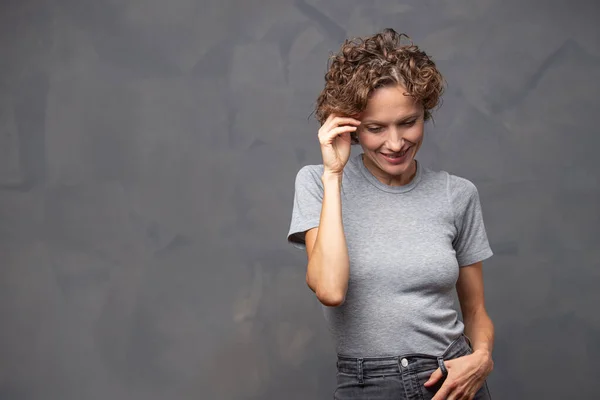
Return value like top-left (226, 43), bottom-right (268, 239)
top-left (334, 334), bottom-right (492, 399)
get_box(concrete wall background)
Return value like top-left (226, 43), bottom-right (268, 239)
top-left (0, 0), bottom-right (599, 399)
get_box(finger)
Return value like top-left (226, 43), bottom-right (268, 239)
top-left (447, 389), bottom-right (467, 400)
top-left (323, 114), bottom-right (360, 128)
top-left (424, 368), bottom-right (443, 387)
top-left (320, 126), bottom-right (357, 143)
top-left (337, 131), bottom-right (352, 143)
top-left (330, 116), bottom-right (362, 127)
top-left (323, 113), bottom-right (338, 127)
top-left (431, 382), bottom-right (452, 400)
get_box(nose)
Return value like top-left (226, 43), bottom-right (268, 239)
top-left (385, 128), bottom-right (404, 152)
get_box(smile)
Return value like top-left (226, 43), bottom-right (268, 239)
top-left (379, 146), bottom-right (412, 165)
top-left (382, 147), bottom-right (411, 158)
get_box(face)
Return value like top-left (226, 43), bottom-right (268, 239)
top-left (356, 84), bottom-right (425, 186)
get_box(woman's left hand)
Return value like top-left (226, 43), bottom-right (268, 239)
top-left (424, 350), bottom-right (493, 400)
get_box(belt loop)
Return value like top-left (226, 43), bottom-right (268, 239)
top-left (357, 358), bottom-right (364, 384)
top-left (437, 357), bottom-right (448, 378)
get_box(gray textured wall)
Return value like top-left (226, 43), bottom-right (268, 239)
top-left (1, 0), bottom-right (599, 399)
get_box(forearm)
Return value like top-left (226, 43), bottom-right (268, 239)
top-left (308, 172), bottom-right (350, 306)
top-left (463, 308), bottom-right (495, 357)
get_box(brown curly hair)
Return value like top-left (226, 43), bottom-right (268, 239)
top-left (315, 28), bottom-right (445, 144)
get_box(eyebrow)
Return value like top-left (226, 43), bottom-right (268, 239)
top-left (362, 113), bottom-right (421, 125)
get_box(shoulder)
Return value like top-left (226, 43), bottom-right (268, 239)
top-left (295, 163), bottom-right (324, 183)
top-left (447, 173), bottom-right (478, 196)
top-left (445, 172), bottom-right (481, 215)
top-left (294, 163), bottom-right (325, 193)
top-left (421, 165), bottom-right (479, 204)
top-left (419, 163), bottom-right (450, 186)
top-left (296, 163), bottom-right (324, 178)
top-left (415, 164), bottom-right (470, 196)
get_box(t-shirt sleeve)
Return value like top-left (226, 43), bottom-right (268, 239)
top-left (448, 175), bottom-right (494, 267)
top-left (287, 165), bottom-right (324, 249)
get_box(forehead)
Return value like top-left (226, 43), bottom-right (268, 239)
top-left (362, 85), bottom-right (421, 121)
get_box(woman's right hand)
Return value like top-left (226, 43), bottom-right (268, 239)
top-left (318, 114), bottom-right (362, 176)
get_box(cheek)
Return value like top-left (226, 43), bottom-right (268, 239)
top-left (356, 132), bottom-right (378, 149)
top-left (409, 126), bottom-right (425, 148)
top-left (414, 141), bottom-right (423, 154)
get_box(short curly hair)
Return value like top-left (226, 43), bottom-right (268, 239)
top-left (315, 28), bottom-right (445, 144)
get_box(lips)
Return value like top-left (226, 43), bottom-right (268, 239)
top-left (379, 148), bottom-right (411, 165)
top-left (382, 146), bottom-right (411, 158)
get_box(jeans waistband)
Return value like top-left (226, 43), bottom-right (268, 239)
top-left (336, 334), bottom-right (473, 377)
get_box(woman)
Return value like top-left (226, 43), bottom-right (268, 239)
top-left (287, 28), bottom-right (495, 399)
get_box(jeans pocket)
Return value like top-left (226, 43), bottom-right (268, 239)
top-left (334, 372), bottom-right (403, 399)
top-left (333, 372), bottom-right (356, 400)
top-left (416, 368), bottom-right (491, 400)
top-left (473, 381), bottom-right (492, 400)
top-left (415, 368), bottom-right (445, 400)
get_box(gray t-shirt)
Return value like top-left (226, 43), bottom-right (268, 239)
top-left (287, 153), bottom-right (493, 357)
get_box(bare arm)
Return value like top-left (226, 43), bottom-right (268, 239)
top-left (456, 262), bottom-right (495, 361)
top-left (304, 172), bottom-right (350, 307)
top-left (425, 261), bottom-right (495, 399)
top-left (302, 114), bottom-right (358, 307)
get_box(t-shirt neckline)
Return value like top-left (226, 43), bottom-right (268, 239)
top-left (356, 153), bottom-right (423, 194)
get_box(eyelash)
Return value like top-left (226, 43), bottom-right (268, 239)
top-left (366, 120), bottom-right (416, 133)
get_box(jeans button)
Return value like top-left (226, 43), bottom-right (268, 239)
top-left (401, 358), bottom-right (408, 367)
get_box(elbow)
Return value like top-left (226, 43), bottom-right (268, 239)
top-left (306, 273), bottom-right (345, 306)
top-left (305, 259), bottom-right (348, 307)
top-left (315, 288), bottom-right (346, 307)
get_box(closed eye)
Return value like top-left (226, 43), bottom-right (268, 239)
top-left (366, 120), bottom-right (416, 133)
top-left (366, 126), bottom-right (384, 133)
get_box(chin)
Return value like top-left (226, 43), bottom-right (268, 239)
top-left (385, 163), bottom-right (411, 176)
top-left (376, 153), bottom-right (414, 173)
